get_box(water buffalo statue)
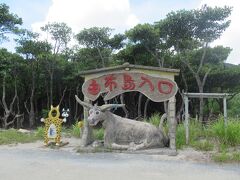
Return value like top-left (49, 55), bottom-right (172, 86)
top-left (75, 95), bottom-right (169, 150)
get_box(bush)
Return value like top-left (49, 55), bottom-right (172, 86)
top-left (176, 120), bottom-right (206, 149)
top-left (41, 109), bottom-right (49, 118)
top-left (176, 123), bottom-right (186, 149)
top-left (212, 152), bottom-right (230, 163)
top-left (212, 152), bottom-right (240, 163)
top-left (71, 121), bottom-right (81, 138)
top-left (176, 117), bottom-right (240, 149)
top-left (35, 126), bottom-right (45, 138)
top-left (192, 140), bottom-right (214, 151)
top-left (93, 128), bottom-right (104, 140)
top-left (232, 152), bottom-right (240, 162)
top-left (148, 113), bottom-right (161, 127)
top-left (228, 94), bottom-right (240, 117)
top-left (209, 117), bottom-right (240, 146)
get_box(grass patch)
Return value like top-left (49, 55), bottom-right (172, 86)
top-left (93, 128), bottom-right (104, 140)
top-left (176, 123), bottom-right (186, 149)
top-left (71, 121), bottom-right (82, 138)
top-left (218, 143), bottom-right (228, 153)
top-left (192, 140), bottom-right (214, 151)
top-left (176, 117), bottom-right (240, 163)
top-left (148, 113), bottom-right (161, 127)
top-left (35, 126), bottom-right (45, 138)
top-left (176, 117), bottom-right (240, 150)
top-left (212, 152), bottom-right (240, 163)
top-left (232, 152), bottom-right (240, 162)
top-left (209, 117), bottom-right (240, 146)
top-left (212, 152), bottom-right (231, 163)
top-left (176, 120), bottom-right (207, 149)
top-left (0, 129), bottom-right (40, 145)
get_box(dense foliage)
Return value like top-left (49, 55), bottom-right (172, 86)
top-left (0, 3), bottom-right (239, 129)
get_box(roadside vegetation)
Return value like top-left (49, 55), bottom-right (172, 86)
top-left (0, 129), bottom-right (41, 145)
top-left (176, 117), bottom-right (240, 163)
top-left (142, 113), bottom-right (240, 163)
top-left (1, 114), bottom-right (239, 164)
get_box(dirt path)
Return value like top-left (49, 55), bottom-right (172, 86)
top-left (0, 137), bottom-right (239, 180)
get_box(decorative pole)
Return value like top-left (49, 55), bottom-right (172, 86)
top-left (168, 97), bottom-right (176, 150)
top-left (184, 95), bottom-right (189, 145)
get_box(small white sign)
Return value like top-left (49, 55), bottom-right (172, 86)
top-left (48, 124), bottom-right (57, 138)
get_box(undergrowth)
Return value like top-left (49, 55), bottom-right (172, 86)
top-left (176, 116), bottom-right (240, 163)
top-left (0, 129), bottom-right (40, 145)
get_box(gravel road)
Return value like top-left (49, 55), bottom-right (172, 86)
top-left (0, 139), bottom-right (239, 180)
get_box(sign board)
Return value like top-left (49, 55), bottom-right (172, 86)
top-left (82, 72), bottom-right (178, 102)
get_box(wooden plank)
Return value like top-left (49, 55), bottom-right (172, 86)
top-left (77, 63), bottom-right (180, 76)
top-left (183, 93), bottom-right (229, 98)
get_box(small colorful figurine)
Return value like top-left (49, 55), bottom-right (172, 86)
top-left (41, 105), bottom-right (66, 146)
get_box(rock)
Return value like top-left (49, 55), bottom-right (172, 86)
top-left (18, 129), bottom-right (31, 133)
top-left (92, 140), bottom-right (104, 148)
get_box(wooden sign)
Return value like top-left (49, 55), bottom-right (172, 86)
top-left (82, 72), bottom-right (178, 102)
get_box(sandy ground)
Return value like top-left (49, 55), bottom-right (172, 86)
top-left (0, 137), bottom-right (239, 180)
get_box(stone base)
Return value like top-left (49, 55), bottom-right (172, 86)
top-left (76, 145), bottom-right (177, 156)
top-left (126, 148), bottom-right (177, 156)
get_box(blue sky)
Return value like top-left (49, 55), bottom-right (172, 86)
top-left (1, 0), bottom-right (51, 29)
top-left (1, 0), bottom-right (239, 64)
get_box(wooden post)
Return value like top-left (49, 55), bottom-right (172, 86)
top-left (184, 95), bottom-right (189, 145)
top-left (223, 96), bottom-right (227, 128)
top-left (168, 97), bottom-right (176, 150)
top-left (81, 98), bottom-right (93, 147)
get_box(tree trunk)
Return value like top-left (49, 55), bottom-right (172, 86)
top-left (45, 78), bottom-right (50, 109)
top-left (164, 101), bottom-right (168, 114)
top-left (29, 92), bottom-right (35, 128)
top-left (59, 86), bottom-right (67, 106)
top-left (97, 48), bottom-right (105, 67)
top-left (120, 94), bottom-right (129, 118)
top-left (68, 88), bottom-right (72, 111)
top-left (181, 43), bottom-right (210, 124)
top-left (137, 93), bottom-right (143, 118)
top-left (181, 72), bottom-right (188, 92)
top-left (74, 84), bottom-right (81, 120)
top-left (144, 99), bottom-right (150, 119)
top-left (195, 74), bottom-right (204, 122)
top-left (199, 85), bottom-right (204, 123)
top-left (126, 92), bottom-right (138, 119)
top-left (50, 72), bottom-right (53, 105)
top-left (29, 71), bottom-right (35, 128)
top-left (1, 74), bottom-right (18, 129)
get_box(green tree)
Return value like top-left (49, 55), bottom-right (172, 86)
top-left (0, 49), bottom-right (25, 128)
top-left (41, 22), bottom-right (72, 105)
top-left (75, 27), bottom-right (125, 68)
top-left (158, 5), bottom-right (232, 122)
top-left (41, 22), bottom-right (72, 54)
top-left (16, 30), bottom-right (52, 127)
top-left (0, 3), bottom-right (22, 42)
top-left (126, 23), bottom-right (170, 67)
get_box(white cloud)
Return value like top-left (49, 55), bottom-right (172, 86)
top-left (31, 0), bottom-right (240, 65)
top-left (200, 0), bottom-right (240, 65)
top-left (32, 0), bottom-right (139, 36)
